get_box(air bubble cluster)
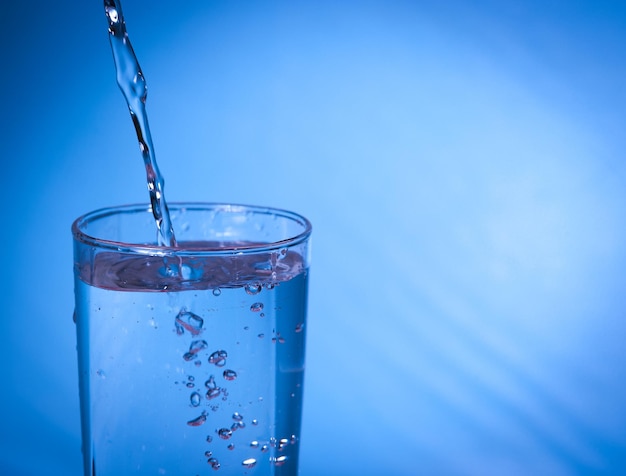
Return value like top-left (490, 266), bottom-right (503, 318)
top-left (168, 284), bottom-right (302, 472)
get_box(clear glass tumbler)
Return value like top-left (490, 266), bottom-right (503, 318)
top-left (72, 203), bottom-right (312, 475)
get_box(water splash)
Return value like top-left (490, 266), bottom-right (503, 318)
top-left (103, 0), bottom-right (176, 247)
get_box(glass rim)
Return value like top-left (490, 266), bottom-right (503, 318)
top-left (72, 202), bottom-right (312, 257)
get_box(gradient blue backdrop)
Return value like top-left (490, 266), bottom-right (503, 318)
top-left (1, 1), bottom-right (625, 475)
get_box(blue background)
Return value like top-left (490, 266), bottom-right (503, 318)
top-left (1, 0), bottom-right (626, 474)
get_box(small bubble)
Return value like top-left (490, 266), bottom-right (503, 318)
top-left (252, 419), bottom-right (259, 426)
top-left (209, 350), bottom-right (228, 367)
top-left (258, 333), bottom-right (265, 339)
top-left (232, 412), bottom-right (243, 421)
top-left (206, 388), bottom-right (221, 400)
top-left (205, 376), bottom-right (217, 389)
top-left (217, 428), bottom-right (232, 440)
top-left (261, 444), bottom-right (269, 453)
top-left (295, 323), bottom-right (304, 333)
top-left (260, 313), bottom-right (265, 318)
top-left (228, 444), bottom-right (235, 450)
top-left (187, 411), bottom-right (207, 427)
top-left (242, 458), bottom-right (257, 468)
top-left (265, 283), bottom-right (275, 290)
top-left (245, 284), bottom-right (262, 295)
top-left (250, 302), bottom-right (264, 312)
top-left (243, 326), bottom-right (249, 330)
top-left (206, 435), bottom-right (213, 443)
top-left (212, 288), bottom-right (222, 296)
top-left (205, 450), bottom-right (213, 458)
top-left (184, 340), bottom-right (208, 361)
top-left (250, 440), bottom-right (259, 448)
top-left (290, 435), bottom-right (297, 445)
top-left (223, 369), bottom-right (237, 381)
top-left (231, 420), bottom-right (245, 431)
top-left (96, 369), bottom-right (106, 379)
top-left (175, 310), bottom-right (204, 336)
top-left (274, 455), bottom-right (288, 466)
top-left (190, 392), bottom-right (201, 407)
top-left (194, 360), bottom-right (202, 367)
top-left (208, 457), bottom-right (220, 470)
top-left (186, 382), bottom-right (195, 388)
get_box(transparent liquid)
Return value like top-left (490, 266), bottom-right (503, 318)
top-left (104, 0), bottom-right (176, 246)
top-left (75, 249), bottom-right (308, 475)
top-left (95, 3), bottom-right (310, 473)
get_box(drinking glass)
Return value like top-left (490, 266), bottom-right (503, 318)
top-left (72, 203), bottom-right (312, 475)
